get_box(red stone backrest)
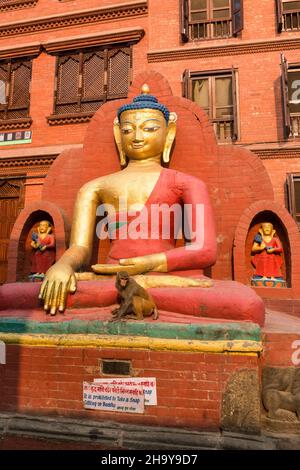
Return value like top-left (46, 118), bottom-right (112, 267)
top-left (41, 71), bottom-right (274, 278)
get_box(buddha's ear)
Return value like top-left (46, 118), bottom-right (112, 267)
top-left (113, 117), bottom-right (127, 167)
top-left (162, 112), bottom-right (177, 164)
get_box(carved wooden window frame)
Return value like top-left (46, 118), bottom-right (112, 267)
top-left (0, 57), bottom-right (32, 131)
top-left (0, 0), bottom-right (37, 13)
top-left (280, 54), bottom-right (300, 139)
top-left (286, 173), bottom-right (300, 224)
top-left (180, 0), bottom-right (243, 42)
top-left (182, 67), bottom-right (239, 142)
top-left (277, 0), bottom-right (300, 32)
top-left (48, 45), bottom-right (132, 125)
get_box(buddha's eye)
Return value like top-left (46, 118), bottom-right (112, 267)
top-left (143, 126), bottom-right (160, 132)
top-left (121, 127), bottom-right (133, 135)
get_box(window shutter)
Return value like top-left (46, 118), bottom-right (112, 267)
top-left (0, 64), bottom-right (8, 113)
top-left (107, 47), bottom-right (130, 100)
top-left (276, 0), bottom-right (283, 32)
top-left (180, 0), bottom-right (189, 43)
top-left (7, 60), bottom-right (31, 119)
top-left (280, 53), bottom-right (291, 139)
top-left (56, 54), bottom-right (80, 114)
top-left (231, 67), bottom-right (238, 141)
top-left (82, 51), bottom-right (105, 100)
top-left (286, 173), bottom-right (296, 219)
top-left (231, 0), bottom-right (244, 36)
top-left (182, 69), bottom-right (191, 98)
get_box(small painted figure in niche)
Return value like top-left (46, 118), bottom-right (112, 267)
top-left (30, 220), bottom-right (56, 279)
top-left (251, 222), bottom-right (286, 287)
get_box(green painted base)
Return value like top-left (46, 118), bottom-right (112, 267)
top-left (0, 317), bottom-right (260, 342)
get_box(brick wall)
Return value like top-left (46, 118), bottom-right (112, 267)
top-left (0, 344), bottom-right (258, 430)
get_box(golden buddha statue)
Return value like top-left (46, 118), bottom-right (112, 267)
top-left (35, 84), bottom-right (264, 325)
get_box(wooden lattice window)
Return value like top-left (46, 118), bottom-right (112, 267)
top-left (287, 173), bottom-right (300, 223)
top-left (277, 0), bottom-right (300, 32)
top-left (183, 68), bottom-right (238, 142)
top-left (180, 0), bottom-right (243, 41)
top-left (0, 58), bottom-right (32, 122)
top-left (52, 46), bottom-right (132, 119)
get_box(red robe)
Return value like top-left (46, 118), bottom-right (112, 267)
top-left (104, 168), bottom-right (217, 273)
top-left (252, 236), bottom-right (283, 278)
top-left (31, 234), bottom-right (56, 274)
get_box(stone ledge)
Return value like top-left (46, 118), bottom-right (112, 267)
top-left (0, 317), bottom-right (261, 343)
top-left (1, 412), bottom-right (299, 449)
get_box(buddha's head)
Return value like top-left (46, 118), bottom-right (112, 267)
top-left (260, 222), bottom-right (275, 237)
top-left (38, 220), bottom-right (52, 235)
top-left (114, 84), bottom-right (177, 166)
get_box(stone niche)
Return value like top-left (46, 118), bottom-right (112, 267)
top-left (245, 210), bottom-right (291, 288)
top-left (16, 210), bottom-right (55, 282)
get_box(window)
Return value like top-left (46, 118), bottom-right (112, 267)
top-left (48, 46), bottom-right (132, 124)
top-left (286, 173), bottom-right (300, 223)
top-left (183, 69), bottom-right (238, 142)
top-left (280, 54), bottom-right (300, 138)
top-left (0, 58), bottom-right (32, 123)
top-left (180, 0), bottom-right (243, 42)
top-left (277, 0), bottom-right (300, 32)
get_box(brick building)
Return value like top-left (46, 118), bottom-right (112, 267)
top-left (0, 0), bottom-right (300, 284)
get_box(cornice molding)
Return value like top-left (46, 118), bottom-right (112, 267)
top-left (0, 118), bottom-right (32, 131)
top-left (0, 1), bottom-right (147, 38)
top-left (47, 112), bottom-right (93, 125)
top-left (43, 27), bottom-right (145, 53)
top-left (148, 37), bottom-right (300, 62)
top-left (0, 44), bottom-right (40, 60)
top-left (251, 147), bottom-right (300, 159)
top-left (0, 154), bottom-right (56, 172)
top-left (0, 0), bottom-right (37, 13)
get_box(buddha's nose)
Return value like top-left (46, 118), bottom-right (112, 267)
top-left (133, 126), bottom-right (144, 142)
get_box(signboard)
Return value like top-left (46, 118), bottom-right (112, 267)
top-left (83, 382), bottom-right (145, 414)
top-left (0, 130), bottom-right (32, 146)
top-left (94, 377), bottom-right (157, 406)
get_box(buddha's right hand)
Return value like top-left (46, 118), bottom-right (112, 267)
top-left (38, 263), bottom-right (77, 315)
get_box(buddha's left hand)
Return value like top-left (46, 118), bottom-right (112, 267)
top-left (91, 253), bottom-right (168, 275)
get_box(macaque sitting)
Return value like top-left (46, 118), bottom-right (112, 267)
top-left (112, 271), bottom-right (159, 321)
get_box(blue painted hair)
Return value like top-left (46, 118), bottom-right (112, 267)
top-left (117, 91), bottom-right (170, 123)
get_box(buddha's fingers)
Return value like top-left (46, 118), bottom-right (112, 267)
top-left (44, 281), bottom-right (55, 311)
top-left (69, 274), bottom-right (77, 293)
top-left (39, 279), bottom-right (48, 300)
top-left (50, 283), bottom-right (62, 316)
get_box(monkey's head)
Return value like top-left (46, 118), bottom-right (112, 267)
top-left (117, 271), bottom-right (130, 288)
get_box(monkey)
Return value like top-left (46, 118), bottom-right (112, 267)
top-left (111, 271), bottom-right (159, 321)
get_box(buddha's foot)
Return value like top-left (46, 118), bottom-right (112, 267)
top-left (75, 272), bottom-right (213, 288)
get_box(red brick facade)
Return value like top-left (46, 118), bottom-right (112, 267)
top-left (1, 1), bottom-right (300, 285)
top-left (0, 344), bottom-right (258, 430)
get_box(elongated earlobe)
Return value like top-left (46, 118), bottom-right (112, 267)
top-left (113, 118), bottom-right (127, 167)
top-left (162, 112), bottom-right (177, 164)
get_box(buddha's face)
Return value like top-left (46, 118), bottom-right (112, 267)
top-left (119, 109), bottom-right (167, 160)
top-left (261, 223), bottom-right (273, 236)
top-left (39, 221), bottom-right (50, 234)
